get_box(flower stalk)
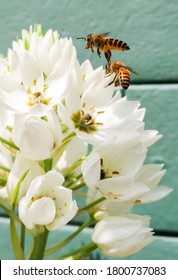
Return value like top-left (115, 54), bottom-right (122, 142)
top-left (59, 242), bottom-right (97, 260)
top-left (45, 218), bottom-right (94, 256)
top-left (28, 228), bottom-right (49, 260)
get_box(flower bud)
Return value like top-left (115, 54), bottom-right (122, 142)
top-left (92, 215), bottom-right (153, 257)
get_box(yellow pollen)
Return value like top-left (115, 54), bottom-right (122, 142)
top-left (112, 171), bottom-right (119, 175)
top-left (26, 87), bottom-right (31, 94)
top-left (97, 111), bottom-right (105, 114)
top-left (26, 81), bottom-right (51, 106)
top-left (135, 199), bottom-right (141, 204)
top-left (43, 83), bottom-right (49, 92)
top-left (82, 102), bottom-right (86, 108)
top-left (33, 78), bottom-right (37, 86)
top-left (89, 104), bottom-right (95, 110)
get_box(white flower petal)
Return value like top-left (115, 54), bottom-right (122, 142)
top-left (138, 185), bottom-right (173, 204)
top-left (18, 171), bottom-right (77, 230)
top-left (81, 152), bottom-right (101, 187)
top-left (29, 197), bottom-right (56, 225)
top-left (6, 153), bottom-right (43, 203)
top-left (19, 197), bottom-right (35, 230)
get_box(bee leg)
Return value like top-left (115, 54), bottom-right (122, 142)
top-left (105, 74), bottom-right (117, 87)
top-left (91, 45), bottom-right (94, 53)
top-left (104, 50), bottom-right (112, 63)
top-left (114, 80), bottom-right (120, 87)
top-left (104, 70), bottom-right (114, 77)
top-left (97, 48), bottom-right (101, 58)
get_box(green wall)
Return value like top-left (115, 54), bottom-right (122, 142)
top-left (0, 0), bottom-right (178, 259)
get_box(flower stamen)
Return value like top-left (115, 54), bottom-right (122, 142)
top-left (26, 79), bottom-right (51, 106)
top-left (71, 110), bottom-right (103, 134)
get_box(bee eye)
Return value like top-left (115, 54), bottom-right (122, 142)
top-left (87, 35), bottom-right (92, 42)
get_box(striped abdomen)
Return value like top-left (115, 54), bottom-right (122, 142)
top-left (107, 39), bottom-right (130, 51)
top-left (119, 68), bottom-right (130, 89)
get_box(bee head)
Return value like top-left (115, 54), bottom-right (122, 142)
top-left (85, 34), bottom-right (93, 49)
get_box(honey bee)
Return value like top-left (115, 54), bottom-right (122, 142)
top-left (105, 61), bottom-right (138, 89)
top-left (77, 32), bottom-right (130, 63)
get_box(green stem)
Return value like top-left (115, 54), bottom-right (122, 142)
top-left (59, 242), bottom-right (97, 260)
top-left (43, 158), bottom-right (53, 172)
top-left (0, 178), bottom-right (7, 186)
top-left (20, 223), bottom-right (25, 252)
top-left (52, 132), bottom-right (76, 160)
top-left (64, 173), bottom-right (83, 188)
top-left (0, 197), bottom-right (11, 216)
top-left (79, 196), bottom-right (106, 213)
top-left (62, 132), bottom-right (76, 144)
top-left (45, 218), bottom-right (94, 256)
top-left (0, 137), bottom-right (19, 150)
top-left (72, 243), bottom-right (97, 260)
top-left (0, 164), bottom-right (11, 173)
top-left (0, 198), bottom-right (21, 224)
top-left (60, 155), bottom-right (88, 177)
top-left (70, 182), bottom-right (85, 191)
top-left (28, 229), bottom-right (49, 260)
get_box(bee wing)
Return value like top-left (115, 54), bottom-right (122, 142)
top-left (123, 66), bottom-right (138, 75)
top-left (100, 32), bottom-right (111, 37)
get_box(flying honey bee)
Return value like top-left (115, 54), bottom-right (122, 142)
top-left (105, 61), bottom-right (138, 89)
top-left (77, 32), bottom-right (130, 63)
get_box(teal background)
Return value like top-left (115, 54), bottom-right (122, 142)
top-left (0, 0), bottom-right (178, 259)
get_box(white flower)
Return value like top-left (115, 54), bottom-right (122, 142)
top-left (6, 153), bottom-right (44, 203)
top-left (58, 64), bottom-right (131, 145)
top-left (134, 164), bottom-right (173, 204)
top-left (19, 170), bottom-right (78, 230)
top-left (58, 57), bottom-right (159, 146)
top-left (0, 49), bottom-right (69, 114)
top-left (13, 25), bottom-right (77, 76)
top-left (92, 215), bottom-right (153, 257)
top-left (12, 109), bottom-right (62, 160)
top-left (0, 25), bottom-right (77, 115)
top-left (81, 135), bottom-right (149, 201)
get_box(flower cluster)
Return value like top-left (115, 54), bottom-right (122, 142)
top-left (0, 25), bottom-right (172, 260)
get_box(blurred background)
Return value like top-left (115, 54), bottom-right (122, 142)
top-left (0, 0), bottom-right (178, 259)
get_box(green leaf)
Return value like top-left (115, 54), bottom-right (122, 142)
top-left (11, 169), bottom-right (30, 209)
top-left (10, 216), bottom-right (24, 260)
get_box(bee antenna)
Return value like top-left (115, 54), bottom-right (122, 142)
top-left (77, 37), bottom-right (86, 40)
